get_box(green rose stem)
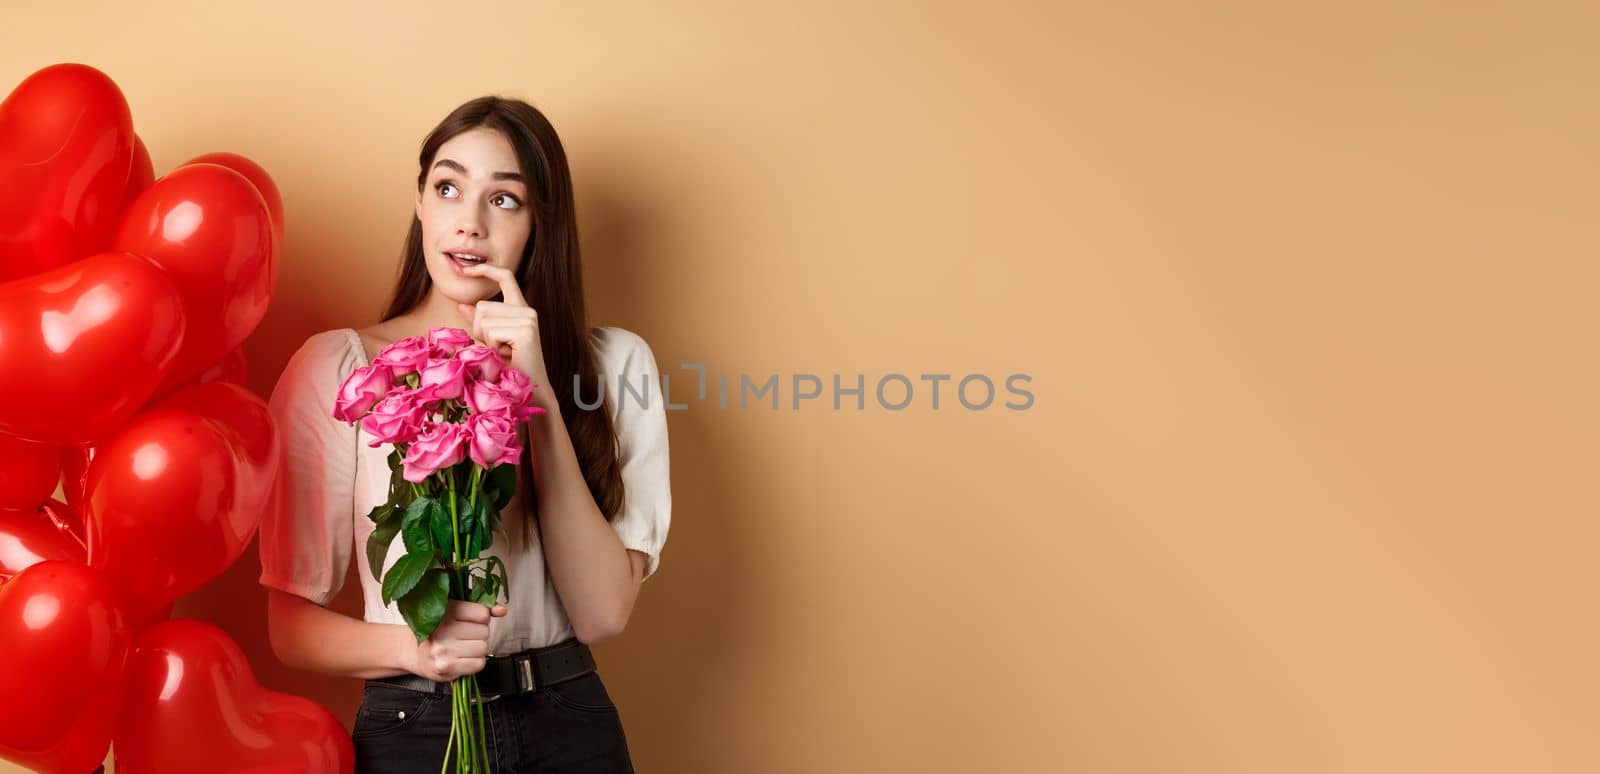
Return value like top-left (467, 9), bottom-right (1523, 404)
top-left (404, 474), bottom-right (483, 773)
top-left (468, 465), bottom-right (490, 768)
top-left (439, 464), bottom-right (491, 772)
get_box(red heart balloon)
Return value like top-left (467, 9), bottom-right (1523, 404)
top-left (86, 382), bottom-right (277, 622)
top-left (0, 433), bottom-right (61, 510)
top-left (125, 600), bottom-right (176, 637)
top-left (59, 446), bottom-right (94, 512)
top-left (0, 251), bottom-right (187, 446)
top-left (0, 560), bottom-right (131, 774)
top-left (113, 162), bottom-right (274, 394)
top-left (154, 380), bottom-right (281, 527)
top-left (123, 134), bottom-right (155, 208)
top-left (114, 619), bottom-right (354, 774)
top-left (183, 151), bottom-right (284, 255)
top-left (186, 346), bottom-right (251, 390)
top-left (0, 63), bottom-right (135, 283)
top-left (0, 505), bottom-right (85, 579)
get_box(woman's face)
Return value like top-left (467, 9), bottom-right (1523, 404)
top-left (415, 126), bottom-right (533, 302)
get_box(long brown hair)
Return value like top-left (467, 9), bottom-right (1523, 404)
top-left (380, 96), bottom-right (624, 550)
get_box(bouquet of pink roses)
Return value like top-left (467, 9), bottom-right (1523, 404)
top-left (333, 326), bottom-right (544, 772)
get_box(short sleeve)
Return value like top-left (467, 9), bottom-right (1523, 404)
top-left (259, 329), bottom-right (362, 606)
top-left (601, 327), bottom-right (673, 582)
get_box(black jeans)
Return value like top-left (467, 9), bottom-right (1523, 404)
top-left (351, 668), bottom-right (635, 772)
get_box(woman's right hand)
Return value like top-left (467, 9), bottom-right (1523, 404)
top-left (405, 600), bottom-right (508, 682)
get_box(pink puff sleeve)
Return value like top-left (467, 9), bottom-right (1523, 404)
top-left (599, 327), bottom-right (673, 582)
top-left (259, 329), bottom-right (362, 606)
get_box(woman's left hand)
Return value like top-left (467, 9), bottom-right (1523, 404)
top-left (456, 262), bottom-right (556, 410)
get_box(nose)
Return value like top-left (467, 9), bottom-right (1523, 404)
top-left (454, 214), bottom-right (485, 239)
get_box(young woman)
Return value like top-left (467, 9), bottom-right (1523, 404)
top-left (259, 96), bottom-right (671, 773)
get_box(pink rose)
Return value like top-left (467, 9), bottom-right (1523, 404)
top-left (496, 368), bottom-right (547, 421)
top-left (465, 377), bottom-right (521, 418)
top-left (455, 344), bottom-right (505, 383)
top-left (414, 357), bottom-right (467, 403)
top-left (467, 412), bottom-right (521, 468)
top-left (427, 326), bottom-right (474, 358)
top-left (401, 421), bottom-right (469, 483)
top-left (333, 364), bottom-right (393, 422)
top-left (359, 391), bottom-right (425, 446)
top-left (500, 367), bottom-right (529, 393)
top-left (372, 335), bottom-right (430, 375)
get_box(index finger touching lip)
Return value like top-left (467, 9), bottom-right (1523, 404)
top-left (468, 263), bottom-right (527, 307)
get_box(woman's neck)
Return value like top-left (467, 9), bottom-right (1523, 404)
top-left (389, 287), bottom-right (471, 339)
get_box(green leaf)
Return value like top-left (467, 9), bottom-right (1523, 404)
top-left (469, 570), bottom-right (494, 606)
top-left (487, 463), bottom-right (517, 510)
top-left (402, 497), bottom-right (435, 554)
top-left (366, 517), bottom-right (403, 583)
top-left (475, 496), bottom-right (497, 552)
top-left (484, 554), bottom-right (509, 603)
top-left (381, 550), bottom-right (435, 607)
top-left (462, 495), bottom-right (482, 560)
top-left (363, 503), bottom-right (404, 582)
top-left (397, 568), bottom-right (449, 641)
top-left (430, 497), bottom-right (456, 555)
top-left (459, 493), bottom-right (478, 537)
top-left (386, 451), bottom-right (419, 508)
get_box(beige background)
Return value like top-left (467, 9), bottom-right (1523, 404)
top-left (4, 1), bottom-right (1599, 771)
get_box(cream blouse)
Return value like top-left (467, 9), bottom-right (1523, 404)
top-left (259, 325), bottom-right (671, 653)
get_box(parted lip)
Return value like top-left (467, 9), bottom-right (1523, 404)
top-left (446, 247), bottom-right (488, 259)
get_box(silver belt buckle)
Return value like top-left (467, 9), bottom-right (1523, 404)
top-left (469, 654), bottom-right (536, 704)
top-left (517, 656), bottom-right (538, 692)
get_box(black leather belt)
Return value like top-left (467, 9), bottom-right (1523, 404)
top-left (368, 637), bottom-right (597, 704)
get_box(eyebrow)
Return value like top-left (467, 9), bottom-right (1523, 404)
top-left (432, 158), bottom-right (526, 184)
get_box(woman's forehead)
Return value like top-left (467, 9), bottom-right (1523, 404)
top-left (434, 128), bottom-right (519, 175)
